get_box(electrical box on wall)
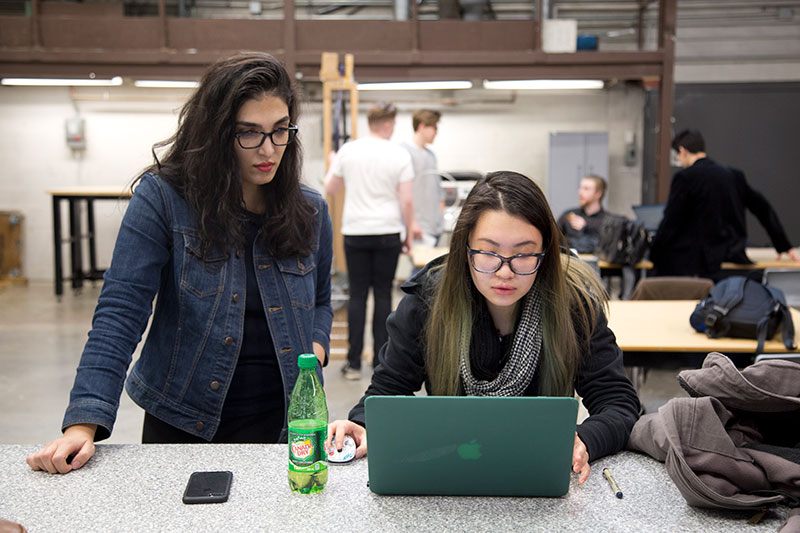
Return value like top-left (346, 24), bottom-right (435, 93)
top-left (65, 117), bottom-right (86, 150)
top-left (624, 131), bottom-right (637, 167)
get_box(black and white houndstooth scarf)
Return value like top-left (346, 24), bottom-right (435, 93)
top-left (459, 282), bottom-right (543, 396)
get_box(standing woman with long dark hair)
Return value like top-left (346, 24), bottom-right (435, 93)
top-left (27, 52), bottom-right (333, 474)
top-left (329, 171), bottom-right (639, 483)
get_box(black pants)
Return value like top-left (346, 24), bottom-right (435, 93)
top-left (344, 233), bottom-right (402, 369)
top-left (142, 410), bottom-right (284, 444)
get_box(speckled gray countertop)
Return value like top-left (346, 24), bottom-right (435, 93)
top-left (0, 445), bottom-right (789, 532)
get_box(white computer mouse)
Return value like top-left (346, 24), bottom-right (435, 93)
top-left (327, 435), bottom-right (356, 464)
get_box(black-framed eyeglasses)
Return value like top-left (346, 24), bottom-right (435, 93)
top-left (467, 245), bottom-right (545, 275)
top-left (235, 125), bottom-right (298, 149)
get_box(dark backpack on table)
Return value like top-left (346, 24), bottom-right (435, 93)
top-left (596, 215), bottom-right (649, 266)
top-left (690, 276), bottom-right (796, 353)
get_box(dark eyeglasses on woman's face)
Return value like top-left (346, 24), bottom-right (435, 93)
top-left (467, 245), bottom-right (545, 275)
top-left (235, 125), bottom-right (298, 149)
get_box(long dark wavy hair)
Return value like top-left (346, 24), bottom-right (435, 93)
top-left (140, 51), bottom-right (313, 258)
top-left (425, 171), bottom-right (606, 396)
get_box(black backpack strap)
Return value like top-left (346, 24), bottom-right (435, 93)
top-left (778, 302), bottom-right (797, 350)
top-left (783, 307), bottom-right (797, 350)
top-left (704, 277), bottom-right (747, 335)
top-left (755, 316), bottom-right (770, 353)
top-left (765, 286), bottom-right (797, 350)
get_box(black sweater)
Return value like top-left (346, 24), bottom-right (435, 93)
top-left (348, 257), bottom-right (641, 462)
top-left (651, 157), bottom-right (792, 277)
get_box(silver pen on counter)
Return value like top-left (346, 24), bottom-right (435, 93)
top-left (603, 467), bottom-right (623, 499)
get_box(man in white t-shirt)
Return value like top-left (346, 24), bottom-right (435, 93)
top-left (324, 102), bottom-right (421, 380)
top-left (402, 109), bottom-right (444, 248)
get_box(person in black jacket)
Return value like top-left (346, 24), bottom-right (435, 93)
top-left (328, 171), bottom-right (640, 484)
top-left (651, 129), bottom-right (798, 278)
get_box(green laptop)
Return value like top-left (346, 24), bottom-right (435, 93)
top-left (365, 396), bottom-right (578, 497)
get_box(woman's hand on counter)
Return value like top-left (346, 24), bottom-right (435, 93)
top-left (573, 433), bottom-right (591, 484)
top-left (328, 419), bottom-right (367, 459)
top-left (26, 424), bottom-right (97, 474)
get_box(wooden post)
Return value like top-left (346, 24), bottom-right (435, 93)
top-left (158, 0), bottom-right (167, 49)
top-left (320, 52), bottom-right (358, 274)
top-left (30, 0), bottom-right (41, 48)
top-left (656, 0), bottom-right (677, 203)
top-left (283, 0), bottom-right (296, 79)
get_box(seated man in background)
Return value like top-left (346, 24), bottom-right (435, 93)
top-left (651, 129), bottom-right (798, 279)
top-left (557, 175), bottom-right (609, 254)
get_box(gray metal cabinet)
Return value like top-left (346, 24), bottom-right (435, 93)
top-left (547, 132), bottom-right (609, 219)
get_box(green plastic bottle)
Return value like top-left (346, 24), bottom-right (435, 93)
top-left (287, 353), bottom-right (328, 494)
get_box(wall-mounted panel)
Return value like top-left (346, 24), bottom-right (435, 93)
top-left (40, 2), bottom-right (124, 17)
top-left (39, 17), bottom-right (161, 49)
top-left (167, 19), bottom-right (283, 51)
top-left (0, 17), bottom-right (31, 47)
top-left (296, 20), bottom-right (412, 52)
top-left (419, 21), bottom-right (534, 51)
top-left (672, 82), bottom-right (800, 248)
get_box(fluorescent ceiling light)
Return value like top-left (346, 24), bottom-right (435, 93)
top-left (483, 79), bottom-right (604, 90)
top-left (1, 76), bottom-right (123, 87)
top-left (358, 81), bottom-right (472, 91)
top-left (134, 80), bottom-right (200, 89)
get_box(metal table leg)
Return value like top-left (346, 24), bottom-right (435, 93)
top-left (68, 198), bottom-right (84, 291)
top-left (53, 195), bottom-right (63, 298)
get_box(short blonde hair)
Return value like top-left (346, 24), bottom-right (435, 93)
top-left (367, 102), bottom-right (397, 127)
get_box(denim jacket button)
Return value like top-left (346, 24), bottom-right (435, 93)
top-left (210, 381), bottom-right (220, 391)
top-left (232, 293), bottom-right (239, 303)
top-left (224, 336), bottom-right (234, 346)
top-left (235, 250), bottom-right (241, 258)
top-left (195, 421), bottom-right (205, 431)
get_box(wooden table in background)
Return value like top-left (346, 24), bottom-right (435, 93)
top-left (411, 245), bottom-right (449, 268)
top-left (721, 247), bottom-right (800, 271)
top-left (608, 299), bottom-right (800, 368)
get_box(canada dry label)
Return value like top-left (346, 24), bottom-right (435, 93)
top-left (288, 426), bottom-right (327, 472)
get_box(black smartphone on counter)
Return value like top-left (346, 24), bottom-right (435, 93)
top-left (182, 471), bottom-right (233, 504)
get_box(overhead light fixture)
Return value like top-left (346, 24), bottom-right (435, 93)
top-left (134, 80), bottom-right (200, 89)
top-left (1, 76), bottom-right (123, 87)
top-left (483, 79), bottom-right (604, 90)
top-left (358, 81), bottom-right (472, 91)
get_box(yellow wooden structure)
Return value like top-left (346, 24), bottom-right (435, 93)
top-left (320, 52), bottom-right (358, 274)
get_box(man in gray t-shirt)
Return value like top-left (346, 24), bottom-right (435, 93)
top-left (402, 109), bottom-right (444, 246)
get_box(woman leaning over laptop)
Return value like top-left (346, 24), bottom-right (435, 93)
top-left (329, 171), bottom-right (639, 483)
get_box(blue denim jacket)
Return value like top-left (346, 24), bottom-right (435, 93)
top-left (62, 173), bottom-right (333, 442)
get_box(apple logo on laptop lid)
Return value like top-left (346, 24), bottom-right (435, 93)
top-left (457, 439), bottom-right (482, 460)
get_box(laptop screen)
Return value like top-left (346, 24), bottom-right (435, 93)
top-left (632, 204), bottom-right (665, 232)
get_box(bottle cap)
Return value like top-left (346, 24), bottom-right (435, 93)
top-left (297, 353), bottom-right (318, 369)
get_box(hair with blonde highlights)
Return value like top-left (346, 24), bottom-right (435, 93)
top-left (425, 171), bottom-right (606, 396)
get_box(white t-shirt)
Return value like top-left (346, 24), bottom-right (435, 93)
top-left (332, 136), bottom-right (414, 236)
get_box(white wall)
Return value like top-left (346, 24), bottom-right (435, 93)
top-left (305, 86), bottom-right (644, 213)
top-left (0, 84), bottom-right (643, 281)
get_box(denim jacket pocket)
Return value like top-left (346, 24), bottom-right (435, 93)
top-left (276, 255), bottom-right (316, 310)
top-left (180, 233), bottom-right (228, 298)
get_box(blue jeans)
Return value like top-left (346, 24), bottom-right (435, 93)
top-left (344, 234), bottom-right (402, 369)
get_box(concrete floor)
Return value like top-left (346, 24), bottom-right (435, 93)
top-left (0, 279), bottom-right (687, 445)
